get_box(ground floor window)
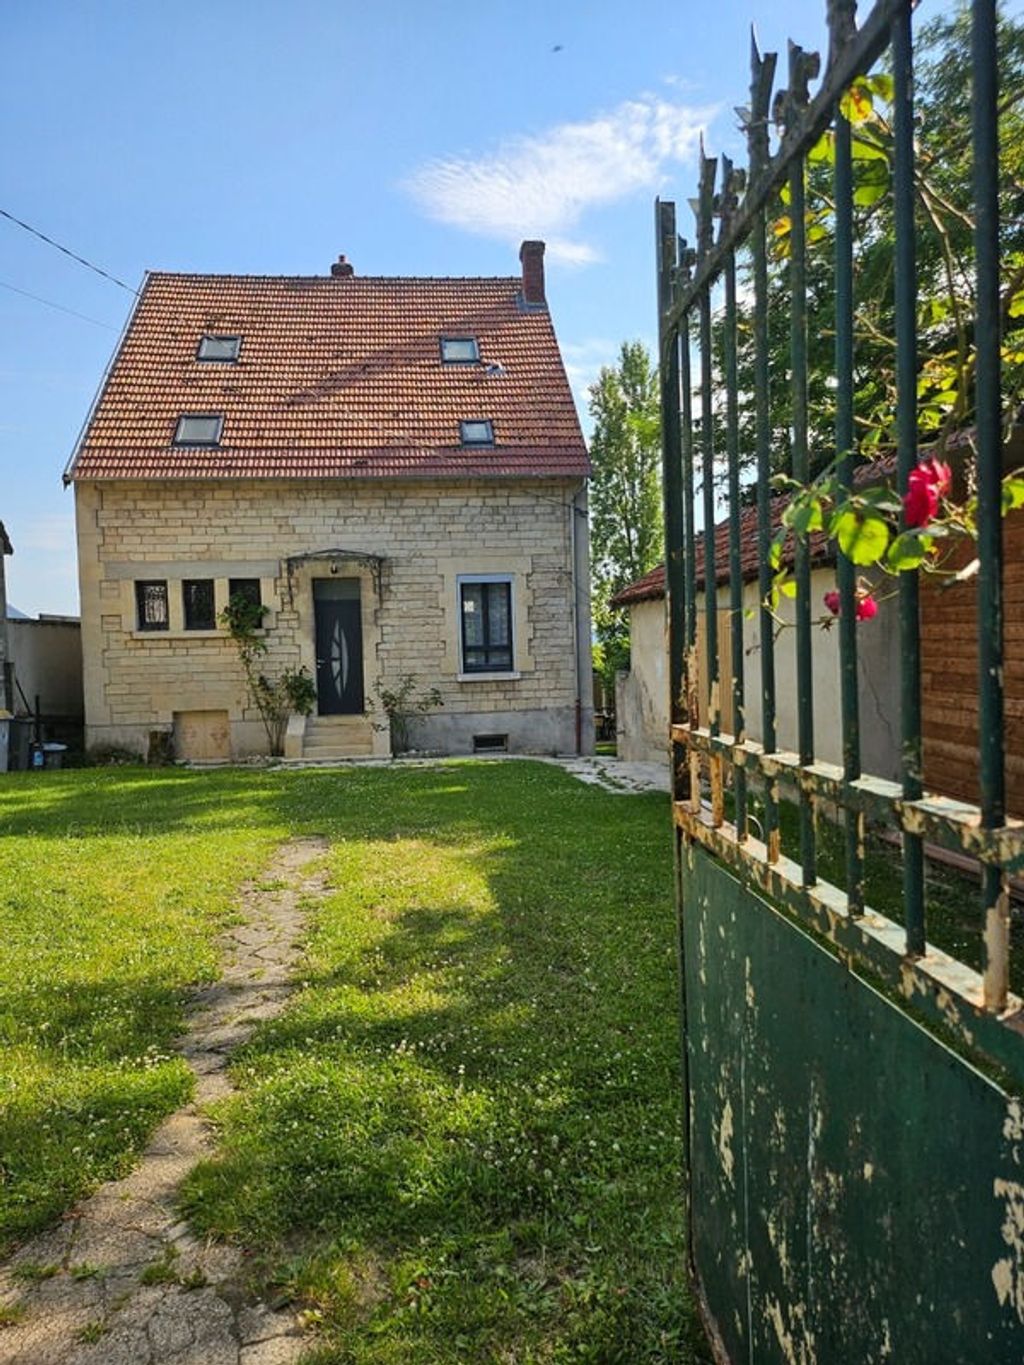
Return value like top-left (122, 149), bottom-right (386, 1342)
top-left (228, 577), bottom-right (261, 610)
top-left (459, 575), bottom-right (513, 672)
top-left (182, 578), bottom-right (216, 630)
top-left (135, 580), bottom-right (169, 631)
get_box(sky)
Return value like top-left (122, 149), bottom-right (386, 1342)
top-left (0, 0), bottom-right (915, 616)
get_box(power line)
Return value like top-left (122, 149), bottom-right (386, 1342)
top-left (0, 277), bottom-right (119, 329)
top-left (0, 208), bottom-right (139, 295)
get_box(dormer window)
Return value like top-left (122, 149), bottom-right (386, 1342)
top-left (173, 413), bottom-right (223, 447)
top-left (441, 336), bottom-right (480, 364)
top-left (460, 419), bottom-right (494, 447)
top-left (197, 334), bottom-right (241, 362)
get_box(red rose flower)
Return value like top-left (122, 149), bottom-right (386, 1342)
top-left (855, 594), bottom-right (878, 621)
top-left (904, 456), bottom-right (952, 529)
top-left (823, 586), bottom-right (877, 622)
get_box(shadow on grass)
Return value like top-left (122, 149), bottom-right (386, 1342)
top-left (1, 762), bottom-right (705, 1358)
top-left (177, 763), bottom-right (705, 1361)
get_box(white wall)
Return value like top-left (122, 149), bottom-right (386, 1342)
top-left (8, 618), bottom-right (84, 718)
top-left (619, 573), bottom-right (901, 782)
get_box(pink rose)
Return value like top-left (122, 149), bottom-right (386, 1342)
top-left (855, 594), bottom-right (878, 621)
top-left (823, 587), bottom-right (877, 622)
top-left (904, 456), bottom-right (951, 528)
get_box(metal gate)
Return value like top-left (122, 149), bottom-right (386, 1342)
top-left (656, 1), bottom-right (1024, 1359)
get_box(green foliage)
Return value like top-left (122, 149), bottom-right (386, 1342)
top-left (588, 341), bottom-right (663, 695)
top-left (372, 674), bottom-right (444, 755)
top-left (219, 593), bottom-right (316, 756)
top-left (717, 4), bottom-right (1024, 479)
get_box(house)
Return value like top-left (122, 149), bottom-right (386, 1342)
top-left (610, 499), bottom-right (900, 781)
top-left (65, 242), bottom-right (593, 762)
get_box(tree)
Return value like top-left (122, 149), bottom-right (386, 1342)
top-left (714, 1), bottom-right (1024, 486)
top-left (588, 341), bottom-right (663, 693)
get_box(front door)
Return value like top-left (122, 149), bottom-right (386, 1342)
top-left (313, 579), bottom-right (364, 715)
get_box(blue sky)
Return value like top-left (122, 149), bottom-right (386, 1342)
top-left (1, 0), bottom-right (897, 615)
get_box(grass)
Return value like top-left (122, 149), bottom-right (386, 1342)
top-left (740, 788), bottom-right (1024, 992)
top-left (0, 768), bottom-right (286, 1251)
top-left (0, 762), bottom-right (705, 1361)
top-left (182, 762), bottom-right (702, 1362)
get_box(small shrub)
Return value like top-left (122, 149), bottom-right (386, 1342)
top-left (372, 675), bottom-right (443, 755)
top-left (220, 594), bottom-right (317, 755)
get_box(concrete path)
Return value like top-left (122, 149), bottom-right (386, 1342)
top-left (544, 755), bottom-right (670, 795)
top-left (0, 837), bottom-right (328, 1365)
top-left (275, 752), bottom-right (672, 795)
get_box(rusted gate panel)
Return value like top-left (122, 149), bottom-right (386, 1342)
top-left (657, 0), bottom-right (1024, 1358)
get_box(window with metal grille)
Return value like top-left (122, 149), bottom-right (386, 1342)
top-left (173, 413), bottom-right (223, 446)
top-left (182, 579), bottom-right (215, 630)
top-left (459, 576), bottom-right (513, 672)
top-left (440, 336), bottom-right (479, 364)
top-left (459, 419), bottom-right (494, 446)
top-left (135, 580), bottom-right (169, 631)
top-left (197, 335), bottom-right (241, 362)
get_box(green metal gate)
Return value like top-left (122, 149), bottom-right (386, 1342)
top-left (656, 1), bottom-right (1024, 1359)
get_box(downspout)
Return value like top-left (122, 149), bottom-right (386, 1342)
top-left (570, 479), bottom-right (588, 755)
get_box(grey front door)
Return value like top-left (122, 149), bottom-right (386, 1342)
top-left (313, 579), bottom-right (364, 715)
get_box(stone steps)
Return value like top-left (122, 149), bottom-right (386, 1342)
top-left (301, 715), bottom-right (374, 758)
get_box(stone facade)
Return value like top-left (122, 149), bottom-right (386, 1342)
top-left (76, 476), bottom-right (593, 760)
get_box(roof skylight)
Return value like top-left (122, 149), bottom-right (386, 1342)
top-left (173, 413), bottom-right (224, 447)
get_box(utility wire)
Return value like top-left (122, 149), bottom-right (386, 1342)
top-left (0, 277), bottom-right (119, 329)
top-left (0, 208), bottom-right (140, 295)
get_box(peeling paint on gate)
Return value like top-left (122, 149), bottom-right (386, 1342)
top-left (684, 849), bottom-right (1024, 1363)
top-left (992, 1179), bottom-right (1024, 1323)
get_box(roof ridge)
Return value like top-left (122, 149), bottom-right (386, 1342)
top-left (145, 271), bottom-right (523, 284)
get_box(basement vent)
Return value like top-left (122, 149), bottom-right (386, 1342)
top-left (473, 733), bottom-right (509, 753)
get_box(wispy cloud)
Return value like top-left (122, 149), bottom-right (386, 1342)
top-left (403, 95), bottom-right (716, 266)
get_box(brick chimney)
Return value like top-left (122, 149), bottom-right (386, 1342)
top-left (330, 254), bottom-right (354, 278)
top-left (519, 240), bottom-right (546, 308)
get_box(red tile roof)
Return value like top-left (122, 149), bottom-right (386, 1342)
top-left (610, 496), bottom-right (832, 606)
top-left (66, 270), bottom-right (589, 482)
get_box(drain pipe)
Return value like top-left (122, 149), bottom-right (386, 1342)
top-left (570, 479), bottom-right (589, 755)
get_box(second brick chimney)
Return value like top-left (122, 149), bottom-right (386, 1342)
top-left (331, 254), bottom-right (354, 278)
top-left (519, 240), bottom-right (546, 309)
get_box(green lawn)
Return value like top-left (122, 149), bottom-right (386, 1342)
top-left (0, 769), bottom-right (287, 1249)
top-left (0, 763), bottom-right (706, 1362)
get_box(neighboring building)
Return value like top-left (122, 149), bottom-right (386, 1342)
top-left (920, 509), bottom-right (1024, 814)
top-left (0, 522), bottom-right (12, 713)
top-left (65, 243), bottom-right (592, 761)
top-left (610, 500), bottom-right (901, 781)
top-left (7, 612), bottom-right (84, 725)
top-left (612, 479), bottom-right (1024, 816)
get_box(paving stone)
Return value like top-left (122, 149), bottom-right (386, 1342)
top-left (195, 1072), bottom-right (235, 1104)
top-left (145, 1294), bottom-right (197, 1355)
top-left (237, 1302), bottom-right (295, 1344)
top-left (240, 1334), bottom-right (305, 1363)
top-left (72, 1323), bottom-right (154, 1365)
